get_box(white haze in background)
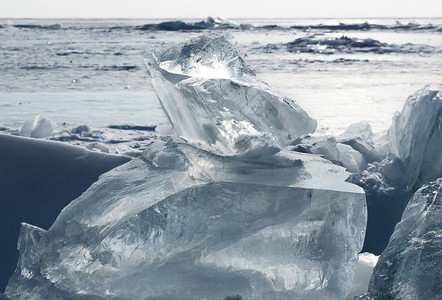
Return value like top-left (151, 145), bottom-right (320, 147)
top-left (0, 0), bottom-right (441, 18)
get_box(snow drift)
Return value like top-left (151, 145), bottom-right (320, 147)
top-left (0, 134), bottom-right (129, 292)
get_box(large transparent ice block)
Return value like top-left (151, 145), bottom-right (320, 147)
top-left (5, 138), bottom-right (366, 300)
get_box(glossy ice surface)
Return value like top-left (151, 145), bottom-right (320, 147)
top-left (360, 179), bottom-right (442, 299)
top-left (388, 85), bottom-right (442, 191)
top-left (146, 36), bottom-right (316, 157)
top-left (5, 137), bottom-right (366, 299)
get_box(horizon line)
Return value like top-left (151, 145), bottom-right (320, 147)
top-left (1, 16), bottom-right (441, 20)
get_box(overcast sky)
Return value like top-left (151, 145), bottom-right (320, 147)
top-left (0, 0), bottom-right (441, 19)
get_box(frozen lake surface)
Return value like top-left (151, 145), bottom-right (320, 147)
top-left (0, 17), bottom-right (441, 136)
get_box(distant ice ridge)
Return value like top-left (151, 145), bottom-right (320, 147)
top-left (137, 16), bottom-right (251, 31)
top-left (5, 18), bottom-right (441, 32)
top-left (146, 35), bottom-right (316, 158)
top-left (359, 178), bottom-right (442, 300)
top-left (4, 138), bottom-right (366, 300)
top-left (261, 35), bottom-right (440, 56)
top-left (5, 36), bottom-right (366, 299)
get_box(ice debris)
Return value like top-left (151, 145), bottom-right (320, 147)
top-left (291, 85), bottom-right (441, 256)
top-left (5, 137), bottom-right (366, 299)
top-left (85, 142), bottom-right (110, 153)
top-left (70, 124), bottom-right (91, 134)
top-left (388, 85), bottom-right (442, 191)
top-left (350, 86), bottom-right (441, 255)
top-left (360, 178), bottom-right (442, 299)
top-left (20, 115), bottom-right (54, 138)
top-left (292, 131), bottom-right (369, 174)
top-left (351, 154), bottom-right (407, 254)
top-left (146, 35), bottom-right (316, 157)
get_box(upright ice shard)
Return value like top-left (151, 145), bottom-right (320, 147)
top-left (146, 36), bottom-right (317, 157)
top-left (360, 178), bottom-right (442, 299)
top-left (388, 85), bottom-right (441, 191)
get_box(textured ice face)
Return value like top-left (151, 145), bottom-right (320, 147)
top-left (158, 35), bottom-right (255, 80)
top-left (360, 178), bottom-right (442, 300)
top-left (146, 36), bottom-right (317, 158)
top-left (5, 138), bottom-right (366, 300)
top-left (388, 85), bottom-right (442, 191)
top-left (292, 134), bottom-right (368, 174)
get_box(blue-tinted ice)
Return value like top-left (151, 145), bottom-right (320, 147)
top-left (5, 138), bottom-right (366, 299)
top-left (5, 36), bottom-right (367, 300)
top-left (360, 179), bottom-right (442, 299)
top-left (146, 36), bottom-right (317, 158)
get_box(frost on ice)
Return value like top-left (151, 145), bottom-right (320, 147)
top-left (5, 36), bottom-right (366, 300)
top-left (360, 179), bottom-right (442, 300)
top-left (146, 35), bottom-right (316, 158)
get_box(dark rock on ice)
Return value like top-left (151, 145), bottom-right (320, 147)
top-left (12, 24), bottom-right (63, 30)
top-left (108, 124), bottom-right (157, 131)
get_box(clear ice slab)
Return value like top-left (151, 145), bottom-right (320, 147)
top-left (5, 138), bottom-right (366, 300)
top-left (388, 85), bottom-right (441, 191)
top-left (146, 36), bottom-right (317, 158)
top-left (360, 178), bottom-right (442, 299)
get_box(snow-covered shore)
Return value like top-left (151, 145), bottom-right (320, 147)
top-left (0, 134), bottom-right (129, 290)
